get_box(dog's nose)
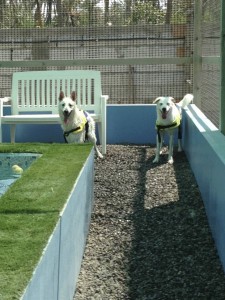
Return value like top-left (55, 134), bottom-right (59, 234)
top-left (162, 107), bottom-right (166, 112)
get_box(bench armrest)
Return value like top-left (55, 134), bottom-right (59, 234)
top-left (0, 97), bottom-right (11, 118)
top-left (101, 95), bottom-right (109, 102)
top-left (0, 97), bottom-right (12, 102)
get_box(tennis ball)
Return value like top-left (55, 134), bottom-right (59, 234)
top-left (12, 164), bottom-right (23, 174)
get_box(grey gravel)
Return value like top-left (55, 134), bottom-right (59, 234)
top-left (74, 145), bottom-right (225, 299)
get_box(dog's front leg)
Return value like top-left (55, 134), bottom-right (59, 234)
top-left (153, 133), bottom-right (162, 163)
top-left (88, 134), bottom-right (103, 159)
top-left (168, 134), bottom-right (174, 164)
top-left (94, 144), bottom-right (103, 159)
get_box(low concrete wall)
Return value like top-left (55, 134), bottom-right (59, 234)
top-left (21, 149), bottom-right (94, 300)
top-left (107, 104), bottom-right (157, 144)
top-left (2, 104), bottom-right (158, 145)
top-left (182, 105), bottom-right (225, 272)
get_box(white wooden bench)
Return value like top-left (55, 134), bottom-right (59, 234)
top-left (0, 70), bottom-right (108, 154)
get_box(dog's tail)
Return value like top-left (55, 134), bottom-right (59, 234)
top-left (178, 93), bottom-right (193, 108)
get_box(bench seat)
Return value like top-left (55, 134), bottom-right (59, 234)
top-left (1, 113), bottom-right (99, 123)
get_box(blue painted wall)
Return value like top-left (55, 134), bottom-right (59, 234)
top-left (21, 149), bottom-right (95, 300)
top-left (2, 105), bottom-right (158, 144)
top-left (107, 104), bottom-right (157, 144)
top-left (182, 105), bottom-right (225, 272)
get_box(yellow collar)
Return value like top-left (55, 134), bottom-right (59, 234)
top-left (156, 114), bottom-right (181, 130)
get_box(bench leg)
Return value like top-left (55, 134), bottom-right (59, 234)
top-left (10, 125), bottom-right (16, 143)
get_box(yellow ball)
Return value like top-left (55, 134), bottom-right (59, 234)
top-left (12, 164), bottom-right (23, 174)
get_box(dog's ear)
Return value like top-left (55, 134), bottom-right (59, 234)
top-left (71, 91), bottom-right (77, 101)
top-left (170, 97), bottom-right (175, 103)
top-left (153, 97), bottom-right (162, 104)
top-left (59, 91), bottom-right (64, 101)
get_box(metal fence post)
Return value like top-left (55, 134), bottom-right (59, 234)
top-left (193, 0), bottom-right (202, 108)
top-left (220, 0), bottom-right (225, 134)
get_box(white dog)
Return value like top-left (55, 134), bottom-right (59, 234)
top-left (153, 93), bottom-right (193, 164)
top-left (58, 91), bottom-right (103, 158)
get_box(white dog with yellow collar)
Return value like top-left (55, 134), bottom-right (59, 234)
top-left (58, 91), bottom-right (103, 158)
top-left (153, 93), bottom-right (193, 164)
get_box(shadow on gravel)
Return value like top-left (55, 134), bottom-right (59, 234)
top-left (128, 147), bottom-right (225, 299)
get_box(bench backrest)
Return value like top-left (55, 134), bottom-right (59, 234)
top-left (11, 70), bottom-right (102, 115)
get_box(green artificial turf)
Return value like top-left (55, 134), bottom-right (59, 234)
top-left (0, 143), bottom-right (93, 300)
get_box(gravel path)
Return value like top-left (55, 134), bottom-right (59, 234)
top-left (74, 145), bottom-right (225, 299)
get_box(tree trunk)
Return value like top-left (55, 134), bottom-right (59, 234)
top-left (0, 0), bottom-right (5, 28)
top-left (104, 0), bottom-right (109, 24)
top-left (165, 0), bottom-right (173, 24)
top-left (56, 0), bottom-right (64, 27)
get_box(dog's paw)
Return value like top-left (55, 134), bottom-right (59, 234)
top-left (96, 151), bottom-right (103, 159)
top-left (168, 157), bottom-right (174, 164)
top-left (95, 146), bottom-right (103, 159)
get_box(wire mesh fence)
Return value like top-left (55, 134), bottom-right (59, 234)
top-left (0, 0), bottom-right (222, 128)
top-left (0, 0), bottom-right (194, 105)
top-left (200, 0), bottom-right (221, 128)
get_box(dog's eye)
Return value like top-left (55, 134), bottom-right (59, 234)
top-left (69, 104), bottom-right (73, 108)
top-left (62, 103), bottom-right (65, 107)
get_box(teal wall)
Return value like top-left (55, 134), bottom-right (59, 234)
top-left (183, 105), bottom-right (225, 272)
top-left (21, 150), bottom-right (94, 299)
